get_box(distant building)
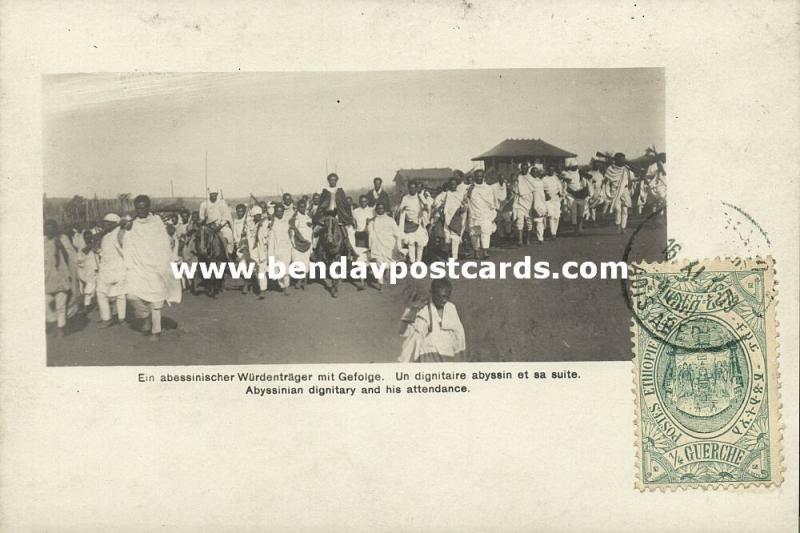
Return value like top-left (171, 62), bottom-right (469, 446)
top-left (472, 138), bottom-right (577, 176)
top-left (393, 168), bottom-right (457, 192)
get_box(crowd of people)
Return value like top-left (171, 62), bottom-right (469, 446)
top-left (44, 150), bottom-right (666, 359)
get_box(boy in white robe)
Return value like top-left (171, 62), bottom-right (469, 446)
top-left (96, 213), bottom-right (127, 327)
top-left (398, 279), bottom-right (466, 363)
top-left (76, 230), bottom-right (99, 310)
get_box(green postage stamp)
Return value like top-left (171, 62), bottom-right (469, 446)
top-left (629, 257), bottom-right (783, 490)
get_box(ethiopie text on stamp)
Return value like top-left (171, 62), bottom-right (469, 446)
top-left (631, 257), bottom-right (782, 489)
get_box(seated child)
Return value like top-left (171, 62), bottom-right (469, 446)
top-left (398, 278), bottom-right (466, 363)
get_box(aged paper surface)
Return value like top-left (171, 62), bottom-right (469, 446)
top-left (1, 1), bottom-right (798, 531)
top-left (630, 257), bottom-right (782, 489)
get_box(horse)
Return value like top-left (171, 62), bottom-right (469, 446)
top-left (191, 222), bottom-right (229, 298)
top-left (314, 215), bottom-right (360, 297)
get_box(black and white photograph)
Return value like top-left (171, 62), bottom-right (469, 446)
top-left (4, 1), bottom-right (798, 531)
top-left (43, 69), bottom-right (666, 365)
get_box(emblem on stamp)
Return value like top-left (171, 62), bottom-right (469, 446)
top-left (630, 257), bottom-right (782, 489)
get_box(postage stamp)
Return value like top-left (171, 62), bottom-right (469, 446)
top-left (630, 257), bottom-right (783, 490)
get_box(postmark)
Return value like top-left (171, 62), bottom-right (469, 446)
top-left (632, 257), bottom-right (782, 490)
top-left (622, 202), bottom-right (775, 351)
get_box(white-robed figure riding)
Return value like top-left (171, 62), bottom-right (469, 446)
top-left (199, 187), bottom-right (234, 254)
top-left (433, 177), bottom-right (467, 258)
top-left (96, 212), bottom-right (127, 327)
top-left (467, 169), bottom-right (498, 259)
top-left (123, 195), bottom-right (182, 340)
top-left (397, 180), bottom-right (429, 263)
top-left (601, 152), bottom-right (634, 234)
top-left (398, 279), bottom-right (466, 363)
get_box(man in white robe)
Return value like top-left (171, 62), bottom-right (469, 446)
top-left (368, 202), bottom-right (402, 290)
top-left (418, 186), bottom-right (435, 228)
top-left (174, 210), bottom-right (190, 241)
top-left (123, 195), bottom-right (182, 340)
top-left (280, 193), bottom-right (296, 220)
top-left (96, 213), bottom-right (127, 327)
top-left (587, 160), bottom-right (606, 224)
top-left (290, 200), bottom-right (313, 290)
top-left (564, 167), bottom-right (591, 234)
top-left (267, 204), bottom-right (293, 294)
top-left (491, 174), bottom-right (511, 241)
top-left (529, 169), bottom-right (548, 243)
top-left (542, 166), bottom-right (563, 239)
top-left (467, 169), bottom-right (498, 258)
top-left (199, 188), bottom-right (234, 255)
top-left (433, 178), bottom-right (466, 258)
top-left (398, 181), bottom-right (429, 263)
top-left (512, 165), bottom-right (536, 246)
top-left (248, 206), bottom-right (270, 298)
top-left (76, 231), bottom-right (99, 310)
top-left (366, 177), bottom-right (392, 212)
top-left (456, 171), bottom-right (473, 197)
top-left (601, 153), bottom-right (634, 234)
top-left (351, 195), bottom-right (374, 263)
top-left (44, 220), bottom-right (79, 337)
top-left (232, 203), bottom-right (250, 256)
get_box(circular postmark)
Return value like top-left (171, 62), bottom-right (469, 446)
top-left (621, 202), bottom-right (773, 352)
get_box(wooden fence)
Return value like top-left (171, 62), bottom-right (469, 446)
top-left (43, 198), bottom-right (135, 225)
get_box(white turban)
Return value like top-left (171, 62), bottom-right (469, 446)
top-left (250, 205), bottom-right (263, 216)
top-left (103, 213), bottom-right (121, 223)
top-left (209, 187), bottom-right (221, 195)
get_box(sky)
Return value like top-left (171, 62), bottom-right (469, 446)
top-left (43, 69), bottom-right (664, 198)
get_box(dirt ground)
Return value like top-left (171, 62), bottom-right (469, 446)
top-left (47, 213), bottom-right (666, 366)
